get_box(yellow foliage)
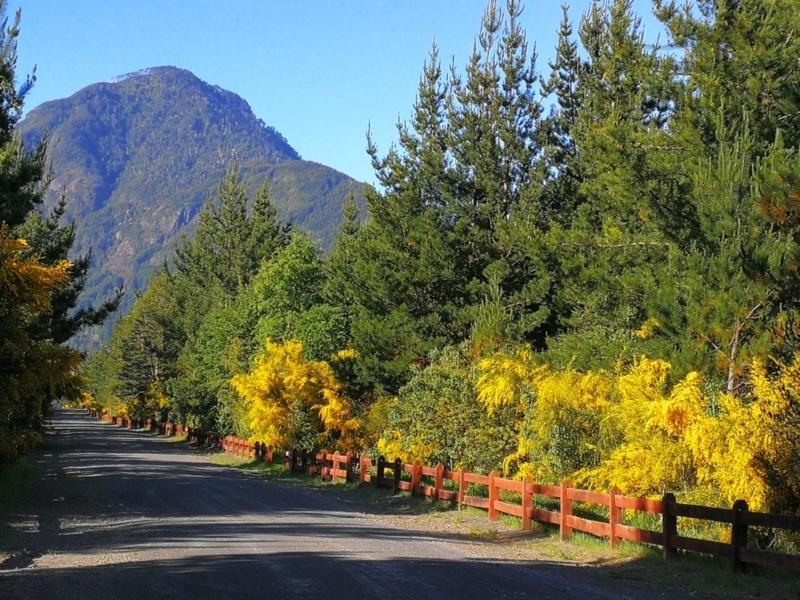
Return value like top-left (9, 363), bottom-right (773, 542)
top-left (0, 227), bottom-right (70, 311)
top-left (231, 339), bottom-right (359, 449)
top-left (476, 347), bottom-right (547, 413)
top-left (332, 348), bottom-right (359, 361)
top-left (477, 349), bottom-right (800, 510)
top-left (78, 392), bottom-right (95, 410)
top-left (377, 429), bottom-right (435, 464)
top-left (683, 357), bottom-right (800, 510)
top-left (633, 317), bottom-right (660, 339)
top-left (502, 367), bottom-right (614, 481)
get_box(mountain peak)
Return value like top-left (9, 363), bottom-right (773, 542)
top-left (107, 65), bottom-right (192, 82)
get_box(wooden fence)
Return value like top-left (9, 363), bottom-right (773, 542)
top-left (92, 411), bottom-right (800, 573)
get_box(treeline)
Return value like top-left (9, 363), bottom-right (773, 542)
top-left (0, 2), bottom-right (119, 461)
top-left (87, 0), bottom-right (800, 515)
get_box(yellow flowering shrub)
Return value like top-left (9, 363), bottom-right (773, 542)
top-left (476, 347), bottom-right (546, 413)
top-left (231, 339), bottom-right (359, 450)
top-left (477, 348), bottom-right (800, 511)
top-left (376, 431), bottom-right (435, 464)
top-left (504, 367), bottom-right (615, 482)
top-left (683, 357), bottom-right (800, 510)
top-left (586, 359), bottom-right (699, 495)
top-left (0, 232), bottom-right (71, 311)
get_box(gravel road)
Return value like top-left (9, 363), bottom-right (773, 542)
top-left (0, 410), bottom-right (679, 599)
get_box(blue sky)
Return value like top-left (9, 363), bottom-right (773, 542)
top-left (17, 1), bottom-right (661, 183)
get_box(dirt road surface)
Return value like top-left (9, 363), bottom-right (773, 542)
top-left (0, 410), bottom-right (682, 599)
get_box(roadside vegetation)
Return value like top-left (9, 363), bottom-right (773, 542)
top-left (0, 1), bottom-right (118, 463)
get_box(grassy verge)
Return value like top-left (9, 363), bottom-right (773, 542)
top-left (211, 454), bottom-right (800, 599)
top-left (0, 453), bottom-right (42, 538)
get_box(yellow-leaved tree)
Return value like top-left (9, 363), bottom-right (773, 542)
top-left (231, 340), bottom-right (359, 450)
top-left (0, 226), bottom-right (81, 460)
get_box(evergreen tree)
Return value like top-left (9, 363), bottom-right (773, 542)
top-left (656, 0), bottom-right (800, 153)
top-left (115, 275), bottom-right (180, 418)
top-left (328, 42), bottom-right (458, 392)
top-left (540, 4), bottom-right (583, 218)
top-left (17, 195), bottom-right (122, 344)
top-left (0, 4), bottom-right (44, 229)
top-left (171, 167), bottom-right (288, 340)
top-left (248, 179), bottom-right (291, 269)
top-left (328, 1), bottom-right (554, 391)
top-left (550, 0), bottom-right (684, 369)
top-left (0, 2), bottom-right (99, 455)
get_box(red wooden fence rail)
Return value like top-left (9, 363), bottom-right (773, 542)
top-left (95, 411), bottom-right (800, 573)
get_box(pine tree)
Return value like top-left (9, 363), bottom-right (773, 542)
top-left (172, 168), bottom-right (288, 336)
top-left (327, 1), bottom-right (557, 391)
top-left (327, 42), bottom-right (459, 392)
top-left (0, 1), bottom-right (107, 453)
top-left (0, 3), bottom-right (44, 229)
top-left (636, 0), bottom-right (800, 387)
top-left (115, 275), bottom-right (180, 418)
top-left (656, 0), bottom-right (800, 153)
top-left (249, 179), bottom-right (290, 269)
top-left (552, 0), bottom-right (683, 367)
top-left (17, 195), bottom-right (122, 344)
top-left (540, 4), bottom-right (583, 218)
top-left (339, 189), bottom-right (360, 237)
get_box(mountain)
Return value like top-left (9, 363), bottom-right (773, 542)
top-left (18, 66), bottom-right (364, 350)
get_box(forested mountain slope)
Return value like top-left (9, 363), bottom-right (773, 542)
top-left (19, 66), bottom-right (363, 350)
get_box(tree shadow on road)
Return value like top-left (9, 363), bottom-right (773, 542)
top-left (1, 411), bottom-right (796, 600)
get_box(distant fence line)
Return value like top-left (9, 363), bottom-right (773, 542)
top-left (93, 411), bottom-right (800, 574)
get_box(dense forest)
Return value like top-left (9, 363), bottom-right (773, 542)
top-left (3, 0), bottom-right (798, 521)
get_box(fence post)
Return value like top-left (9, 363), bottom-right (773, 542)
top-left (393, 458), bottom-right (402, 493)
top-left (521, 477), bottom-right (532, 531)
top-left (360, 454), bottom-right (370, 483)
top-left (376, 456), bottom-right (385, 488)
top-left (301, 449), bottom-right (309, 473)
top-left (344, 452), bottom-right (354, 482)
top-left (434, 464), bottom-right (444, 501)
top-left (266, 445), bottom-right (273, 463)
top-left (411, 461), bottom-right (421, 495)
top-left (488, 470), bottom-right (498, 521)
top-left (458, 470), bottom-right (466, 508)
top-left (731, 499), bottom-right (749, 573)
top-left (609, 486), bottom-right (620, 549)
top-left (662, 492), bottom-right (677, 560)
top-left (560, 479), bottom-right (573, 541)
